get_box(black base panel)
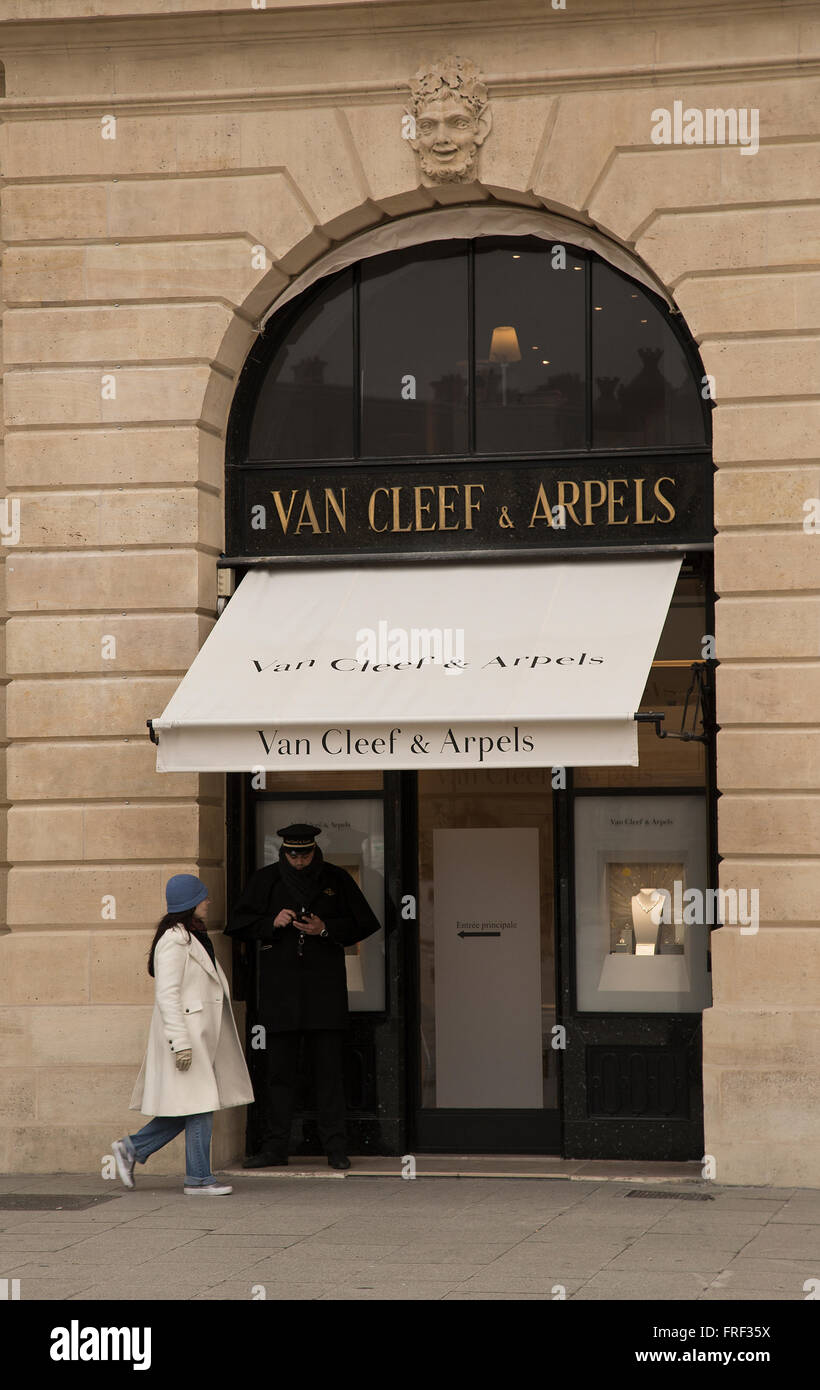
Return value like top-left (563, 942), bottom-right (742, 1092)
top-left (414, 1109), bottom-right (561, 1154)
top-left (563, 1119), bottom-right (704, 1161)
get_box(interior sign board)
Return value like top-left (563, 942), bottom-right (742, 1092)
top-left (433, 828), bottom-right (543, 1108)
top-left (231, 454), bottom-right (712, 558)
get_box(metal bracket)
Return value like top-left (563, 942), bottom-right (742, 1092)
top-left (147, 718), bottom-right (158, 746)
top-left (634, 661), bottom-right (711, 744)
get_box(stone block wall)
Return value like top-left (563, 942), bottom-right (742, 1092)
top-left (0, 51), bottom-right (9, 1042)
top-left (0, 0), bottom-right (818, 1183)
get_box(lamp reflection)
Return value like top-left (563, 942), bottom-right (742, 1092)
top-left (489, 325), bottom-right (521, 405)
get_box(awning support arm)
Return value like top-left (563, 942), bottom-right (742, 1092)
top-left (633, 661), bottom-right (711, 744)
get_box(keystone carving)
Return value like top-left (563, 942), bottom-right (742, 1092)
top-left (405, 55), bottom-right (492, 184)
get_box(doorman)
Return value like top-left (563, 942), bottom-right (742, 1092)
top-left (226, 823), bottom-right (381, 1168)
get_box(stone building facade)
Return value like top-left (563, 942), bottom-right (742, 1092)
top-left (0, 0), bottom-right (818, 1185)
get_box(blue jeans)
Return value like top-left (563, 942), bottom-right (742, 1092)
top-left (125, 1112), bottom-right (216, 1185)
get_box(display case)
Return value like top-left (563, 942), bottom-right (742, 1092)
top-left (574, 793), bottom-right (711, 1013)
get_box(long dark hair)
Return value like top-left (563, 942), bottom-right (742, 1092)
top-left (147, 908), bottom-right (200, 977)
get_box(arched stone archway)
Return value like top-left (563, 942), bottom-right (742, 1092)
top-left (3, 6), bottom-right (817, 1186)
top-left (206, 205), bottom-right (716, 1164)
top-left (204, 191), bottom-right (706, 493)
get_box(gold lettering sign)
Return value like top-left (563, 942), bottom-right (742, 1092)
top-left (556, 480), bottom-right (582, 526)
top-left (583, 479), bottom-right (607, 526)
top-left (271, 487), bottom-right (348, 534)
top-left (654, 476), bottom-right (676, 521)
top-left (526, 477), bottom-right (677, 529)
top-left (269, 477), bottom-right (678, 537)
top-left (607, 479), bottom-right (629, 525)
top-left (363, 483), bottom-right (487, 534)
top-left (368, 487), bottom-right (389, 533)
top-left (464, 483), bottom-right (485, 529)
top-left (438, 484), bottom-right (460, 530)
top-left (414, 485), bottom-right (436, 531)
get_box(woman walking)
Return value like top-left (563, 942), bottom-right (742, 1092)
top-left (111, 875), bottom-right (254, 1195)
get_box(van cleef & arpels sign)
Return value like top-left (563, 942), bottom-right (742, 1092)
top-left (231, 455), bottom-right (711, 557)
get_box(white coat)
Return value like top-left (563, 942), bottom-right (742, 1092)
top-left (129, 925), bottom-right (254, 1117)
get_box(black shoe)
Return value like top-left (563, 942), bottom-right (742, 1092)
top-left (242, 1150), bottom-right (288, 1168)
top-left (327, 1152), bottom-right (351, 1170)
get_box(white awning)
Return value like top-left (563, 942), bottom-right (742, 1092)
top-left (152, 558), bottom-right (682, 773)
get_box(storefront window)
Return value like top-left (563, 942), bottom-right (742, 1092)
top-left (474, 238), bottom-right (586, 453)
top-left (248, 268), bottom-right (354, 460)
top-left (238, 237), bottom-right (708, 466)
top-left (573, 793), bottom-right (712, 1013)
top-left (591, 261), bottom-right (707, 449)
top-left (360, 242), bottom-right (469, 457)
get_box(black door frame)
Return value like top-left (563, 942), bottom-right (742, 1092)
top-left (555, 550), bottom-right (718, 1160)
top-left (227, 775), bottom-right (411, 1157)
top-left (404, 771), bottom-right (562, 1155)
top-left (556, 782), bottom-right (712, 1160)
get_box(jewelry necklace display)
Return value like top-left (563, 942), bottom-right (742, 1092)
top-left (631, 888), bottom-right (664, 955)
top-left (635, 890), bottom-right (662, 914)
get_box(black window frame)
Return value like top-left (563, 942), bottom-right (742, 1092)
top-left (227, 238), bottom-right (712, 475)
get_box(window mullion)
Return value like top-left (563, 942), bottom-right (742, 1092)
top-left (468, 240), bottom-right (476, 455)
top-left (353, 260), bottom-right (361, 458)
top-left (585, 255), bottom-right (593, 452)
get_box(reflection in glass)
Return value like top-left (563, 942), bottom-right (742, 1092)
top-left (592, 262), bottom-right (706, 449)
top-left (475, 240), bottom-right (586, 453)
top-left (248, 269), bottom-right (354, 460)
top-left (245, 240), bottom-right (708, 464)
top-left (360, 243), bottom-right (469, 457)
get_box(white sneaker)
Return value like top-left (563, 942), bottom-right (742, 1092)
top-left (111, 1138), bottom-right (136, 1189)
top-left (183, 1183), bottom-right (233, 1196)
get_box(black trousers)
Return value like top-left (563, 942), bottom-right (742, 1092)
top-left (254, 1029), bottom-right (347, 1154)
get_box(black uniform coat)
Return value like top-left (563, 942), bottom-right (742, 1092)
top-left (225, 860), bottom-right (381, 1031)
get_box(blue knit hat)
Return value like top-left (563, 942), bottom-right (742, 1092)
top-left (165, 874), bottom-right (208, 914)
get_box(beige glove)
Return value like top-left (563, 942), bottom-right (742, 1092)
top-left (175, 1048), bottom-right (193, 1071)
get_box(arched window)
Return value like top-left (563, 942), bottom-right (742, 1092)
top-left (232, 236), bottom-right (709, 468)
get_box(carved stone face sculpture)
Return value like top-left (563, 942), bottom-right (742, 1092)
top-left (406, 56), bottom-right (491, 184)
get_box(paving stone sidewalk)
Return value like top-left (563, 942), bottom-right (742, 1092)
top-left (1, 1167), bottom-right (818, 1301)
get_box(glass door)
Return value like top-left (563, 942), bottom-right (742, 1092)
top-left (413, 768), bottom-right (560, 1152)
